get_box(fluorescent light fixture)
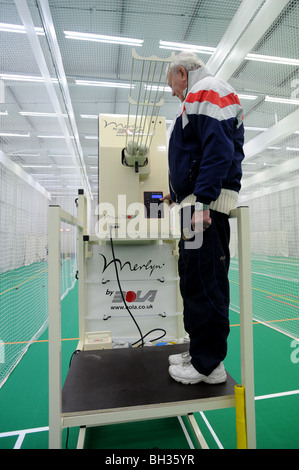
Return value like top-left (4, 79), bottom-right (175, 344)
top-left (22, 164), bottom-right (52, 168)
top-left (64, 30), bottom-right (143, 47)
top-left (159, 40), bottom-right (215, 55)
top-left (286, 147), bottom-right (299, 152)
top-left (265, 96), bottom-right (299, 105)
top-left (244, 126), bottom-right (268, 131)
top-left (84, 135), bottom-right (98, 140)
top-left (159, 40), bottom-right (299, 67)
top-left (0, 110), bottom-right (8, 115)
top-left (0, 73), bottom-right (58, 83)
top-left (75, 79), bottom-right (132, 89)
top-left (0, 23), bottom-right (44, 35)
top-left (20, 111), bottom-right (67, 117)
top-left (238, 93), bottom-right (258, 100)
top-left (57, 166), bottom-right (76, 169)
top-left (11, 153), bottom-right (39, 157)
top-left (80, 114), bottom-right (98, 119)
top-left (38, 134), bottom-right (70, 139)
top-left (246, 53), bottom-right (299, 67)
top-left (145, 84), bottom-right (171, 92)
top-left (0, 132), bottom-right (30, 137)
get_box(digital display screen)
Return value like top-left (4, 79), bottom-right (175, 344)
top-left (143, 191), bottom-right (164, 218)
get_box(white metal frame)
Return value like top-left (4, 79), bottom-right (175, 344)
top-left (48, 203), bottom-right (84, 449)
top-left (48, 204), bottom-right (256, 449)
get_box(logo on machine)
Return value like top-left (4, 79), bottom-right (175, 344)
top-left (103, 119), bottom-right (153, 137)
top-left (106, 289), bottom-right (157, 304)
top-left (99, 254), bottom-right (164, 276)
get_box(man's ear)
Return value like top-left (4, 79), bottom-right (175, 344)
top-left (178, 66), bottom-right (188, 85)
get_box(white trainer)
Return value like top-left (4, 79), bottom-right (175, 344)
top-left (169, 361), bottom-right (227, 385)
top-left (168, 351), bottom-right (191, 366)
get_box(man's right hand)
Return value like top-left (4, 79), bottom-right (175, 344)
top-left (160, 193), bottom-right (174, 205)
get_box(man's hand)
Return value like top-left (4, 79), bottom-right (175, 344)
top-left (160, 193), bottom-right (174, 206)
top-left (192, 209), bottom-right (212, 232)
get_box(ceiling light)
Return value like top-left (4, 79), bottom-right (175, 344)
top-left (145, 84), bottom-right (171, 92)
top-left (0, 73), bottom-right (58, 83)
top-left (84, 135), bottom-right (98, 140)
top-left (75, 79), bottom-right (133, 89)
top-left (22, 164), bottom-right (52, 168)
top-left (244, 126), bottom-right (268, 131)
top-left (38, 134), bottom-right (69, 139)
top-left (0, 132), bottom-right (30, 137)
top-left (80, 114), bottom-right (98, 119)
top-left (286, 147), bottom-right (299, 152)
top-left (57, 166), bottom-right (76, 169)
top-left (64, 30), bottom-right (143, 47)
top-left (0, 110), bottom-right (8, 115)
top-left (159, 40), bottom-right (215, 55)
top-left (265, 96), bottom-right (299, 105)
top-left (11, 153), bottom-right (40, 157)
top-left (246, 53), bottom-right (299, 67)
top-left (0, 22), bottom-right (44, 35)
top-left (159, 40), bottom-right (299, 67)
top-left (238, 93), bottom-right (258, 100)
top-left (20, 111), bottom-right (67, 117)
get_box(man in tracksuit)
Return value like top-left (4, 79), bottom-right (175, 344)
top-left (165, 52), bottom-right (245, 384)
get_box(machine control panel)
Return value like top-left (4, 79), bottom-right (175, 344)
top-left (143, 191), bottom-right (164, 219)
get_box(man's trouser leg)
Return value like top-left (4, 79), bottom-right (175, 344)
top-left (178, 208), bottom-right (230, 376)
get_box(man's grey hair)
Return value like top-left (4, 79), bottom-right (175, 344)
top-left (168, 51), bottom-right (205, 75)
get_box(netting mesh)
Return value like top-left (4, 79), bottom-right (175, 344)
top-left (0, 162), bottom-right (79, 388)
top-left (226, 0), bottom-right (299, 342)
top-left (0, 162), bottom-right (48, 388)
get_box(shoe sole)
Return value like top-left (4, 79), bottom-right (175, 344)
top-left (169, 372), bottom-right (227, 385)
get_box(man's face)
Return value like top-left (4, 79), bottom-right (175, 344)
top-left (167, 66), bottom-right (188, 102)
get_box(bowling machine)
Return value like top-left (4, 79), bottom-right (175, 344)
top-left (83, 49), bottom-right (184, 348)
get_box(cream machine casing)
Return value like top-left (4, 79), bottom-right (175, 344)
top-left (98, 114), bottom-right (177, 240)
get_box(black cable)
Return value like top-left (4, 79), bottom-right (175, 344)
top-left (109, 231), bottom-right (145, 346)
top-left (109, 230), bottom-right (166, 347)
top-left (131, 328), bottom-right (166, 347)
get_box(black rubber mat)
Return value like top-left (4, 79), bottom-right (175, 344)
top-left (62, 344), bottom-right (236, 414)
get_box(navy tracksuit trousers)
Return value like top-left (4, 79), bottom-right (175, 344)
top-left (178, 207), bottom-right (230, 376)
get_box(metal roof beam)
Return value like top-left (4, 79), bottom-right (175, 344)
top-left (14, 0), bottom-right (92, 199)
top-left (207, 0), bottom-right (291, 81)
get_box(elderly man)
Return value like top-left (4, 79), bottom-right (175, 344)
top-left (164, 52), bottom-right (245, 385)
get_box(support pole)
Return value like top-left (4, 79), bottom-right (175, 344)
top-left (48, 206), bottom-right (62, 449)
top-left (236, 206), bottom-right (256, 449)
